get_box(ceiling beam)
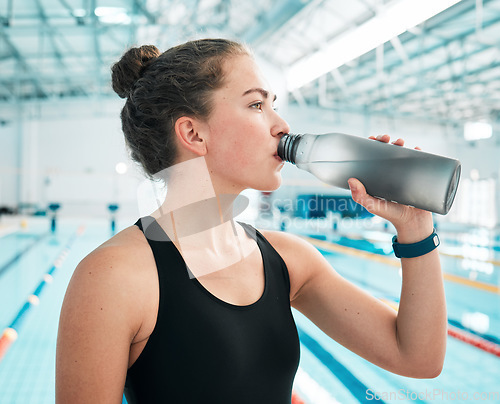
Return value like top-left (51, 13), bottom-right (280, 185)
top-left (243, 0), bottom-right (313, 45)
top-left (286, 0), bottom-right (464, 90)
top-left (288, 97), bottom-right (466, 127)
top-left (57, 0), bottom-right (84, 25)
top-left (0, 27), bottom-right (48, 99)
top-left (370, 60), bottom-right (500, 105)
top-left (0, 81), bottom-right (13, 100)
top-left (88, 0), bottom-right (102, 64)
top-left (344, 14), bottom-right (500, 101)
top-left (1, 0), bottom-right (14, 26)
top-left (36, 0), bottom-right (90, 97)
top-left (133, 0), bottom-right (156, 24)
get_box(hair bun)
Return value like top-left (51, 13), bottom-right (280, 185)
top-left (111, 45), bottom-right (160, 98)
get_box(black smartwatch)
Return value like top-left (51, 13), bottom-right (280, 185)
top-left (392, 228), bottom-right (440, 259)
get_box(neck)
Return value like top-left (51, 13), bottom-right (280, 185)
top-left (146, 157), bottom-right (256, 278)
top-left (148, 156), bottom-right (245, 246)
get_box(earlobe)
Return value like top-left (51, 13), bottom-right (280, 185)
top-left (174, 117), bottom-right (207, 156)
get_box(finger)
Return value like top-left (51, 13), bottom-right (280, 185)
top-left (374, 134), bottom-right (391, 143)
top-left (390, 138), bottom-right (405, 146)
top-left (368, 135), bottom-right (377, 140)
top-left (415, 146), bottom-right (422, 150)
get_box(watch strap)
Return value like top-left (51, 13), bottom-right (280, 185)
top-left (392, 228), bottom-right (440, 259)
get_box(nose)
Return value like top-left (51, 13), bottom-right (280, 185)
top-left (271, 110), bottom-right (290, 138)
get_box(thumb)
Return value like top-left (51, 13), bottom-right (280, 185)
top-left (348, 178), bottom-right (387, 214)
top-left (348, 178), bottom-right (364, 201)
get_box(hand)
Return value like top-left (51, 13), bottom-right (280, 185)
top-left (347, 134), bottom-right (433, 236)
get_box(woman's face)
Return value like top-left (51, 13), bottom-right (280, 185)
top-left (202, 54), bottom-right (290, 193)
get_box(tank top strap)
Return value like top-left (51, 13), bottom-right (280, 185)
top-left (237, 221), bottom-right (292, 296)
top-left (134, 217), bottom-right (290, 295)
top-left (133, 216), bottom-right (190, 285)
top-left (134, 216), bottom-right (171, 242)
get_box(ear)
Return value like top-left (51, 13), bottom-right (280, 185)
top-left (174, 116), bottom-right (207, 156)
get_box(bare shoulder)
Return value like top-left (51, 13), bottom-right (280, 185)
top-left (75, 224), bottom-right (155, 288)
top-left (56, 225), bottom-right (158, 402)
top-left (259, 229), bottom-right (330, 303)
top-left (259, 228), bottom-right (318, 259)
top-left (93, 223), bottom-right (151, 257)
top-left (63, 224), bottom-right (157, 341)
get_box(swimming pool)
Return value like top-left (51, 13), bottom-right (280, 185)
top-left (0, 216), bottom-right (498, 403)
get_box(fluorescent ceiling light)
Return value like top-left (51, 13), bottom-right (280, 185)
top-left (286, 0), bottom-right (461, 90)
top-left (94, 7), bottom-right (131, 24)
top-left (72, 9), bottom-right (86, 18)
top-left (464, 121), bottom-right (493, 141)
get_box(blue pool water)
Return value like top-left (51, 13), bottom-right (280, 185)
top-left (0, 217), bottom-right (499, 403)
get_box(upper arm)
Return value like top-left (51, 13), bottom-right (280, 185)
top-left (56, 245), bottom-right (148, 403)
top-left (262, 230), bottom-right (406, 375)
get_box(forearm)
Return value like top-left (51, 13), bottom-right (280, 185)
top-left (394, 220), bottom-right (447, 377)
top-left (348, 173), bottom-right (447, 376)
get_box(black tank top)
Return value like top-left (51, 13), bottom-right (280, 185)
top-left (124, 217), bottom-right (300, 403)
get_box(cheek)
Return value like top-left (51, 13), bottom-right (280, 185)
top-left (208, 111), bottom-right (265, 166)
top-left (242, 143), bottom-right (260, 161)
top-left (215, 143), bottom-right (258, 177)
top-left (214, 124), bottom-right (261, 158)
top-left (228, 145), bottom-right (253, 167)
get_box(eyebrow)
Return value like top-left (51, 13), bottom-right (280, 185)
top-left (242, 87), bottom-right (277, 102)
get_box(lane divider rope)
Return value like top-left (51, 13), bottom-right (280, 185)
top-left (0, 232), bottom-right (50, 277)
top-left (303, 236), bottom-right (499, 294)
top-left (292, 390), bottom-right (306, 404)
top-left (298, 236), bottom-right (500, 357)
top-left (0, 225), bottom-right (85, 362)
top-left (294, 367), bottom-right (341, 404)
top-left (447, 326), bottom-right (500, 357)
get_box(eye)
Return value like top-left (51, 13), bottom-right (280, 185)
top-left (250, 101), bottom-right (263, 110)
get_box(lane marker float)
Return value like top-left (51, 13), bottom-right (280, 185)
top-left (0, 225), bottom-right (85, 362)
top-left (294, 367), bottom-right (341, 404)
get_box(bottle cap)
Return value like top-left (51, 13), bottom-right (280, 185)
top-left (277, 134), bottom-right (301, 163)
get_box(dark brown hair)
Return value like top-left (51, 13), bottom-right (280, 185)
top-left (111, 39), bottom-right (250, 178)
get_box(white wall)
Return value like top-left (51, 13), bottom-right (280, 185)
top-left (0, 119), bottom-right (19, 207)
top-left (448, 131), bottom-right (500, 228)
top-left (0, 99), bottom-right (144, 218)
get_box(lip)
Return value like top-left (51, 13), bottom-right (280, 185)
top-left (273, 153), bottom-right (282, 162)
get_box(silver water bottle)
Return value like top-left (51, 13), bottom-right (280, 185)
top-left (277, 133), bottom-right (461, 215)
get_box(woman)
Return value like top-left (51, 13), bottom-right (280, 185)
top-left (56, 39), bottom-right (446, 403)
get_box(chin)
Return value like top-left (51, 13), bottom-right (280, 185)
top-left (256, 176), bottom-right (282, 192)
